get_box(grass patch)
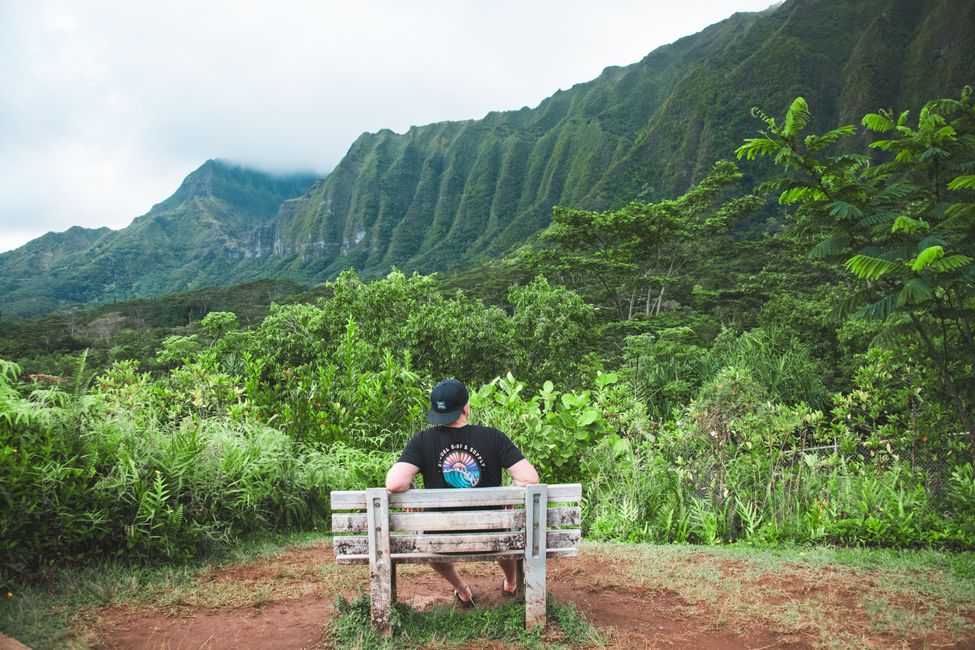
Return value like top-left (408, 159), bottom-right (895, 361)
top-left (595, 541), bottom-right (975, 648)
top-left (328, 594), bottom-right (604, 649)
top-left (0, 530), bottom-right (334, 650)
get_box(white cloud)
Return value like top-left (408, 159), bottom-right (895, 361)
top-left (0, 0), bottom-right (777, 252)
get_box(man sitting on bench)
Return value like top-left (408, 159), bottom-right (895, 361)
top-left (385, 378), bottom-right (540, 608)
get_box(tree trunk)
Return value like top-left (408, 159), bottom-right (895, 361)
top-left (910, 314), bottom-right (975, 447)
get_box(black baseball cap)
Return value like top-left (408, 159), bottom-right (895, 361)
top-left (427, 379), bottom-right (469, 425)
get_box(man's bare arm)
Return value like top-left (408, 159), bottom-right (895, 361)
top-left (386, 462), bottom-right (420, 493)
top-left (506, 459), bottom-right (540, 486)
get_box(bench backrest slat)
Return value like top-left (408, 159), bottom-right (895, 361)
top-left (330, 484), bottom-right (582, 511)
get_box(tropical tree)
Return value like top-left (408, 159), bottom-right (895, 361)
top-left (737, 88), bottom-right (975, 442)
top-left (534, 160), bottom-right (761, 320)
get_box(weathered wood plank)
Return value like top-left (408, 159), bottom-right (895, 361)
top-left (334, 529), bottom-right (580, 557)
top-left (524, 484), bottom-right (548, 629)
top-left (330, 484), bottom-right (582, 510)
top-left (335, 547), bottom-right (579, 565)
top-left (365, 488), bottom-right (392, 636)
top-left (331, 506), bottom-right (581, 534)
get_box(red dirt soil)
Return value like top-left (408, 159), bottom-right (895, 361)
top-left (88, 543), bottom-right (973, 650)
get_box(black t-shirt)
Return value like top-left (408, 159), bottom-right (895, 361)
top-left (398, 424), bottom-right (525, 489)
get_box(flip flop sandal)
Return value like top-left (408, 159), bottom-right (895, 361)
top-left (501, 580), bottom-right (517, 597)
top-left (454, 586), bottom-right (476, 609)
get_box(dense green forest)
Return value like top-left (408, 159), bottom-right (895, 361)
top-left (2, 88), bottom-right (974, 592)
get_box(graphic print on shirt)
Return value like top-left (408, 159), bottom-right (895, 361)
top-left (438, 443), bottom-right (485, 488)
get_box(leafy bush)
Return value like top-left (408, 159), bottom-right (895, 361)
top-left (469, 372), bottom-right (640, 482)
top-left (0, 359), bottom-right (335, 584)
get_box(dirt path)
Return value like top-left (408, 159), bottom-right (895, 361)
top-left (90, 543), bottom-right (975, 649)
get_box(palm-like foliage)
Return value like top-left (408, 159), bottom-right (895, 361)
top-left (737, 89), bottom-right (975, 441)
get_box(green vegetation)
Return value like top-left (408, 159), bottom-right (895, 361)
top-left (2, 90), bottom-right (973, 596)
top-left (330, 595), bottom-right (601, 649)
top-left (2, 4), bottom-right (975, 642)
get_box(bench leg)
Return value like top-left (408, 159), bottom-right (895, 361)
top-left (524, 484), bottom-right (548, 628)
top-left (366, 488), bottom-right (393, 636)
top-left (516, 558), bottom-right (525, 599)
top-left (391, 561), bottom-right (397, 605)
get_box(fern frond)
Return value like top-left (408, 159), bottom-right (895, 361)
top-left (870, 246), bottom-right (915, 262)
top-left (871, 320), bottom-right (918, 347)
top-left (857, 210), bottom-right (896, 227)
top-left (827, 201), bottom-right (864, 220)
top-left (947, 175), bottom-right (975, 190)
top-left (805, 124), bottom-right (857, 152)
top-left (938, 203), bottom-right (975, 230)
top-left (809, 233), bottom-right (850, 258)
top-left (831, 289), bottom-right (871, 319)
top-left (856, 292), bottom-right (900, 319)
top-left (779, 185), bottom-right (826, 204)
top-left (736, 138), bottom-right (779, 160)
top-left (949, 160), bottom-right (975, 174)
top-left (928, 254), bottom-right (973, 273)
top-left (755, 178), bottom-right (792, 195)
top-left (917, 235), bottom-right (951, 250)
top-left (875, 181), bottom-right (920, 202)
top-left (918, 146), bottom-right (950, 161)
top-left (899, 277), bottom-right (933, 305)
top-left (845, 254), bottom-right (903, 281)
top-left (783, 97), bottom-right (811, 136)
top-left (862, 111), bottom-right (894, 132)
top-left (869, 139), bottom-right (898, 151)
top-left (895, 149), bottom-right (917, 162)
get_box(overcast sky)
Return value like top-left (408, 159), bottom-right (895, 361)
top-left (0, 0), bottom-right (776, 253)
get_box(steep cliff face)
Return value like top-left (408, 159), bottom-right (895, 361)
top-left (268, 0), bottom-right (974, 277)
top-left (0, 161), bottom-right (317, 316)
top-left (3, 0), bottom-right (973, 317)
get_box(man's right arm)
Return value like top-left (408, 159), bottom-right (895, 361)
top-left (386, 462), bottom-right (420, 493)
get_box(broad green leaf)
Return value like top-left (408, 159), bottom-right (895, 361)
top-left (594, 372), bottom-right (618, 388)
top-left (577, 409), bottom-right (601, 426)
top-left (910, 246), bottom-right (944, 271)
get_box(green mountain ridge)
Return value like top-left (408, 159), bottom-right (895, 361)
top-left (0, 161), bottom-right (318, 316)
top-left (249, 0), bottom-right (975, 279)
top-left (2, 0), bottom-right (974, 317)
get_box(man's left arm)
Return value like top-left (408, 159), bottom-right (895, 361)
top-left (386, 462), bottom-right (420, 493)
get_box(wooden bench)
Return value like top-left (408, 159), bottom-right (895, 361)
top-left (331, 483), bottom-right (582, 633)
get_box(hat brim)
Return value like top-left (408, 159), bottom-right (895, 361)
top-left (427, 407), bottom-right (462, 425)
